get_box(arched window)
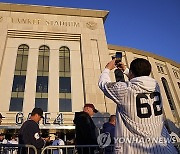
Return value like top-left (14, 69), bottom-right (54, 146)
top-left (59, 46), bottom-right (72, 112)
top-left (161, 77), bottom-right (174, 110)
top-left (160, 66), bottom-right (164, 73)
top-left (15, 44), bottom-right (29, 72)
top-left (10, 44), bottom-right (29, 111)
top-left (173, 70), bottom-right (179, 79)
top-left (59, 46), bottom-right (70, 73)
top-left (156, 64), bottom-right (165, 74)
top-left (178, 82), bottom-right (180, 89)
top-left (35, 45), bottom-right (50, 112)
top-left (37, 45), bottom-right (50, 73)
top-left (157, 65), bottom-right (161, 72)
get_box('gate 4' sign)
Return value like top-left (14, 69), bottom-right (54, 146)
top-left (16, 112), bottom-right (63, 125)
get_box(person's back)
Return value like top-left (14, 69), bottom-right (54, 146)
top-left (114, 76), bottom-right (173, 153)
top-left (102, 115), bottom-right (116, 154)
top-left (103, 122), bottom-right (115, 139)
top-left (102, 115), bottom-right (116, 143)
top-left (73, 104), bottom-right (98, 154)
top-left (18, 120), bottom-right (44, 154)
top-left (99, 58), bottom-right (178, 154)
top-left (74, 111), bottom-right (97, 145)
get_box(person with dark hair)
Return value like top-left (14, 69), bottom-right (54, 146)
top-left (129, 58), bottom-right (152, 77)
top-left (73, 104), bottom-right (98, 154)
top-left (98, 58), bottom-right (178, 154)
top-left (18, 108), bottom-right (45, 154)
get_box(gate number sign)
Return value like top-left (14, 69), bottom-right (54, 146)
top-left (16, 112), bottom-right (64, 125)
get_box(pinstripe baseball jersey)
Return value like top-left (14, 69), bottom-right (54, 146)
top-left (98, 68), bottom-right (178, 154)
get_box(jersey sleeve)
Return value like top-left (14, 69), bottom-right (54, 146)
top-left (98, 68), bottom-right (128, 105)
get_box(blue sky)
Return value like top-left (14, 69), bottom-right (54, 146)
top-left (1, 0), bottom-right (180, 63)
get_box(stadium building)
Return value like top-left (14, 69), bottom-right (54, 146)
top-left (0, 3), bottom-right (179, 140)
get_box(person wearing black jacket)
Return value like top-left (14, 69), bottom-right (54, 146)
top-left (73, 104), bottom-right (98, 154)
top-left (18, 108), bottom-right (45, 154)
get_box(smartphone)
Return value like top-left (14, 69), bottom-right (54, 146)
top-left (115, 52), bottom-right (122, 64)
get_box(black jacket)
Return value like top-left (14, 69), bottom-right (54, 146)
top-left (73, 112), bottom-right (98, 145)
top-left (18, 120), bottom-right (44, 154)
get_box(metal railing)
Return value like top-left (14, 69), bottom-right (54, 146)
top-left (0, 144), bottom-right (37, 154)
top-left (41, 145), bottom-right (114, 154)
top-left (1, 143), bottom-right (179, 154)
top-left (41, 143), bottom-right (180, 154)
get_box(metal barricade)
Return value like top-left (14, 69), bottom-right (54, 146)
top-left (0, 144), bottom-right (37, 154)
top-left (41, 143), bottom-right (180, 154)
top-left (41, 145), bottom-right (114, 154)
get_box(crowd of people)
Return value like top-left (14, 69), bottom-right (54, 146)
top-left (0, 132), bottom-right (65, 154)
top-left (0, 108), bottom-right (65, 154)
top-left (0, 58), bottom-right (179, 154)
top-left (0, 105), bottom-right (115, 154)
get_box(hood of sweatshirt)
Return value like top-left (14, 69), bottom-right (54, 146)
top-left (130, 76), bottom-right (160, 92)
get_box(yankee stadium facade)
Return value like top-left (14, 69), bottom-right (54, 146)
top-left (0, 2), bottom-right (179, 138)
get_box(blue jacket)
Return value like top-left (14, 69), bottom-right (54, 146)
top-left (102, 122), bottom-right (115, 143)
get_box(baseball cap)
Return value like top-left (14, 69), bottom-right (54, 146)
top-left (84, 104), bottom-right (98, 113)
top-left (31, 108), bottom-right (44, 118)
top-left (0, 113), bottom-right (5, 119)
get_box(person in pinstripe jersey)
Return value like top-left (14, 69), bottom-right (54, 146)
top-left (98, 58), bottom-right (178, 154)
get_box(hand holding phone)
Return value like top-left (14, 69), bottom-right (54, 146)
top-left (115, 52), bottom-right (122, 67)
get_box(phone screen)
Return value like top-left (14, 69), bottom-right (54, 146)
top-left (115, 52), bottom-right (122, 61)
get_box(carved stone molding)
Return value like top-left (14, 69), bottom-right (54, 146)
top-left (86, 21), bottom-right (97, 30)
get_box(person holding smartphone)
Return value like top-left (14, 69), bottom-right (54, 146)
top-left (112, 52), bottom-right (125, 82)
top-left (98, 58), bottom-right (178, 154)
